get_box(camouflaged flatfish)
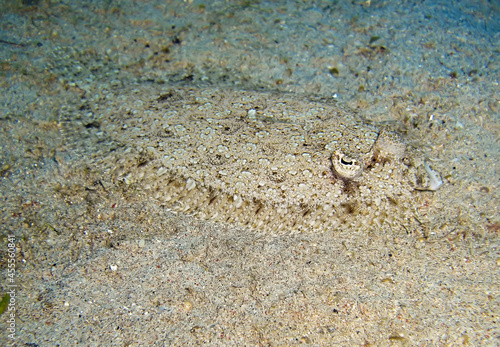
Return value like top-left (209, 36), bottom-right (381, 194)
top-left (62, 86), bottom-right (424, 233)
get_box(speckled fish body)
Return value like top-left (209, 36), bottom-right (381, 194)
top-left (63, 87), bottom-right (421, 233)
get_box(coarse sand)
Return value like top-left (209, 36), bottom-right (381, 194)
top-left (0, 0), bottom-right (498, 346)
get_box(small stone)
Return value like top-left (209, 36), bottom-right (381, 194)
top-left (183, 300), bottom-right (193, 312)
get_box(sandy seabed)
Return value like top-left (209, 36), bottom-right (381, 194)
top-left (0, 0), bottom-right (498, 346)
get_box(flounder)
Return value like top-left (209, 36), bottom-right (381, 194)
top-left (61, 86), bottom-right (423, 233)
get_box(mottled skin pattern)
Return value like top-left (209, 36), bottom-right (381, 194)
top-left (62, 86), bottom-right (424, 233)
